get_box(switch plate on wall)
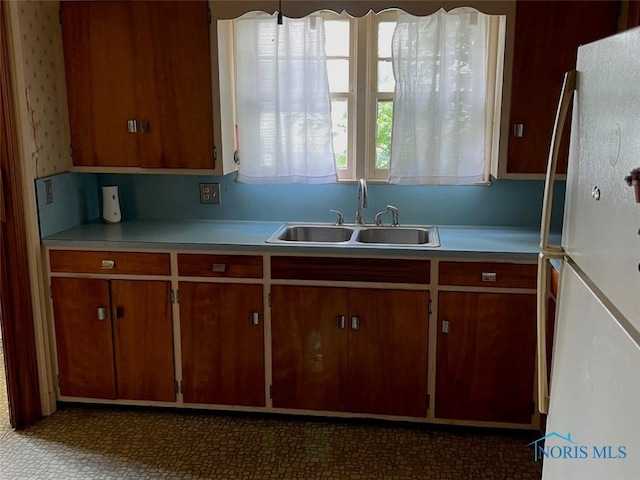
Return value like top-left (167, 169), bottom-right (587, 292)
top-left (199, 183), bottom-right (221, 204)
top-left (44, 179), bottom-right (54, 204)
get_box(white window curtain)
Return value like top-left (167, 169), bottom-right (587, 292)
top-left (234, 14), bottom-right (337, 184)
top-left (389, 8), bottom-right (488, 185)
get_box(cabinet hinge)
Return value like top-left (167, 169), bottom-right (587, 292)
top-left (175, 380), bottom-right (183, 394)
top-left (58, 10), bottom-right (62, 25)
top-left (428, 299), bottom-right (432, 314)
top-left (427, 394), bottom-right (431, 409)
top-left (57, 375), bottom-right (60, 387)
top-left (49, 285), bottom-right (53, 299)
top-left (171, 290), bottom-right (180, 304)
top-left (269, 385), bottom-right (273, 399)
top-left (268, 293), bottom-right (272, 307)
top-left (207, 7), bottom-right (212, 24)
top-left (69, 144), bottom-right (73, 157)
top-left (212, 145), bottom-right (217, 161)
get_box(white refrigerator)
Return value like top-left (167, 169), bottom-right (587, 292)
top-left (537, 27), bottom-right (640, 479)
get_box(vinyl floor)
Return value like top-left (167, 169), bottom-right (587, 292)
top-left (0, 348), bottom-right (542, 479)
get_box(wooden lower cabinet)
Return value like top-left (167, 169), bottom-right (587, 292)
top-left (51, 278), bottom-right (175, 402)
top-left (271, 286), bottom-right (429, 417)
top-left (52, 278), bottom-right (117, 399)
top-left (179, 282), bottom-right (265, 406)
top-left (435, 292), bottom-right (536, 424)
top-left (111, 280), bottom-right (175, 402)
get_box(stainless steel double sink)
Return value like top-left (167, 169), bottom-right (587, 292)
top-left (266, 224), bottom-right (440, 247)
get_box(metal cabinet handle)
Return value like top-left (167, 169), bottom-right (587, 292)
top-left (141, 121), bottom-right (150, 134)
top-left (101, 260), bottom-right (116, 270)
top-left (127, 119), bottom-right (138, 133)
top-left (112, 306), bottom-right (122, 320)
top-left (441, 320), bottom-right (450, 334)
top-left (351, 316), bottom-right (360, 330)
top-left (97, 307), bottom-right (107, 321)
top-left (481, 272), bottom-right (497, 282)
top-left (336, 315), bottom-right (346, 329)
top-left (212, 263), bottom-right (227, 273)
top-left (250, 312), bottom-right (260, 325)
top-left (513, 123), bottom-right (524, 137)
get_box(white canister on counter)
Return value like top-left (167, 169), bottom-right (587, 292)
top-left (102, 185), bottom-right (122, 223)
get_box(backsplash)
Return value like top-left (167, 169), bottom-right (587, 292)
top-left (35, 172), bottom-right (99, 237)
top-left (35, 172), bottom-right (566, 238)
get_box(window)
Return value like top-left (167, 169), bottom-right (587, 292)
top-left (217, 6), bottom-right (506, 184)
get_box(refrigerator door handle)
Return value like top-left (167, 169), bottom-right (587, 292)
top-left (540, 70), bottom-right (577, 252)
top-left (536, 252), bottom-right (564, 415)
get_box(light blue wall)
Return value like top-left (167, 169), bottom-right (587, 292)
top-left (36, 172), bottom-right (566, 237)
top-left (35, 173), bottom-right (100, 237)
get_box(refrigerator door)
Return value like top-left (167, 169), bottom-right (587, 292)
top-left (562, 28), bottom-right (640, 329)
top-left (543, 261), bottom-right (640, 480)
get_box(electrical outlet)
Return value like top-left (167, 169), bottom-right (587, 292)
top-left (44, 179), bottom-right (54, 204)
top-left (199, 183), bottom-right (221, 204)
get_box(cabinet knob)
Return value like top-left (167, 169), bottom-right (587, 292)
top-left (351, 316), bottom-right (360, 330)
top-left (336, 315), bottom-right (346, 329)
top-left (250, 312), bottom-right (260, 325)
top-left (97, 307), bottom-right (107, 321)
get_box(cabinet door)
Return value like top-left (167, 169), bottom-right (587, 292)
top-left (271, 286), bottom-right (349, 412)
top-left (51, 278), bottom-right (116, 399)
top-left (135, 1), bottom-right (214, 169)
top-left (61, 1), bottom-right (139, 167)
top-left (436, 292), bottom-right (536, 424)
top-left (507, 1), bottom-right (618, 174)
top-left (179, 282), bottom-right (265, 406)
top-left (111, 280), bottom-right (175, 402)
top-left (347, 289), bottom-right (429, 417)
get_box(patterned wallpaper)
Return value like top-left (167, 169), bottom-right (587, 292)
top-left (15, 0), bottom-right (71, 178)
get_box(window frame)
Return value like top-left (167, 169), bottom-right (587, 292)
top-left (212, 1), bottom-right (515, 184)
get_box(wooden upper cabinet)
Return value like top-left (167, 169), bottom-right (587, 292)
top-left (61, 1), bottom-right (139, 167)
top-left (506, 1), bottom-right (619, 175)
top-left (61, 0), bottom-right (214, 169)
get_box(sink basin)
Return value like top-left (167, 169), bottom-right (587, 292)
top-left (266, 223), bottom-right (440, 248)
top-left (356, 227), bottom-right (435, 245)
top-left (272, 225), bottom-right (355, 243)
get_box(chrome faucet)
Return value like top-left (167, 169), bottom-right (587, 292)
top-left (355, 178), bottom-right (368, 225)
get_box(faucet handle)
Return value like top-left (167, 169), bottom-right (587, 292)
top-left (386, 205), bottom-right (400, 226)
top-left (373, 210), bottom-right (389, 226)
top-left (329, 210), bottom-right (344, 225)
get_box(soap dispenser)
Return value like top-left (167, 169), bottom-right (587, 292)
top-left (102, 185), bottom-right (122, 223)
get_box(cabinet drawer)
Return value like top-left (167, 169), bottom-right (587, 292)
top-left (271, 256), bottom-right (430, 284)
top-left (49, 250), bottom-right (170, 275)
top-left (177, 254), bottom-right (263, 278)
top-left (439, 262), bottom-right (536, 289)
